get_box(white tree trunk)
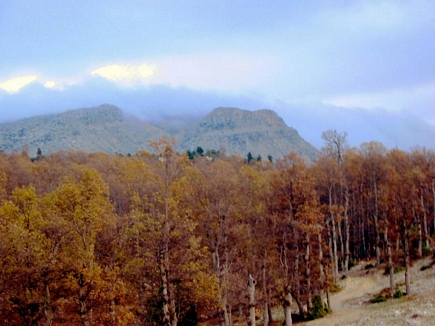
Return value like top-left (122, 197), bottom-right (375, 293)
top-left (247, 274), bottom-right (256, 326)
top-left (283, 285), bottom-right (292, 326)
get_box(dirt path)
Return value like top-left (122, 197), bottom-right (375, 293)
top-left (301, 258), bottom-right (435, 326)
top-left (301, 267), bottom-right (383, 326)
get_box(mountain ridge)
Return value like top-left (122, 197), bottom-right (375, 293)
top-left (0, 104), bottom-right (318, 161)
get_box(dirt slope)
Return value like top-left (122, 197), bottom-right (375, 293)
top-left (303, 257), bottom-right (435, 326)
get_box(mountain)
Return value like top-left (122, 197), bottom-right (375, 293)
top-left (0, 104), bottom-right (166, 155)
top-left (177, 107), bottom-right (318, 161)
top-left (0, 104), bottom-right (319, 160)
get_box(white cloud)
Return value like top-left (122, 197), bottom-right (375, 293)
top-left (90, 52), bottom-right (280, 93)
top-left (44, 81), bottom-right (56, 88)
top-left (91, 63), bottom-right (158, 85)
top-left (0, 75), bottom-right (38, 93)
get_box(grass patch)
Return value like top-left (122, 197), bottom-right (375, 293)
top-left (384, 266), bottom-right (405, 275)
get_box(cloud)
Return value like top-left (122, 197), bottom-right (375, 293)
top-left (89, 52), bottom-right (280, 94)
top-left (91, 63), bottom-right (158, 84)
top-left (1, 56), bottom-right (434, 153)
top-left (0, 75), bottom-right (270, 123)
top-left (276, 101), bottom-right (435, 151)
top-left (0, 75), bottom-right (38, 93)
top-left (322, 82), bottom-right (435, 111)
top-left (44, 81), bottom-right (56, 88)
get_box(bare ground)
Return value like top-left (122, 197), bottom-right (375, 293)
top-left (202, 257), bottom-right (435, 326)
top-left (301, 257), bottom-right (435, 326)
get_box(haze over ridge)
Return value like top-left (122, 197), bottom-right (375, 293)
top-left (0, 104), bottom-right (319, 161)
top-left (1, 1), bottom-right (435, 150)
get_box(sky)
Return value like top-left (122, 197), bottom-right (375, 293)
top-left (1, 0), bottom-right (435, 150)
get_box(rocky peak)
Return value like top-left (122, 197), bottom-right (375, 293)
top-left (177, 107), bottom-right (318, 161)
top-left (199, 107), bottom-right (287, 132)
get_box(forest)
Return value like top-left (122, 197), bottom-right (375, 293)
top-left (0, 131), bottom-right (435, 326)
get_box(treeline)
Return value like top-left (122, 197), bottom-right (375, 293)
top-left (0, 133), bottom-right (434, 326)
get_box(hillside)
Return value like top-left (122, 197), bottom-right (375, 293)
top-left (177, 107), bottom-right (318, 161)
top-left (301, 257), bottom-right (435, 326)
top-left (0, 104), bottom-right (166, 155)
top-left (0, 104), bottom-right (318, 160)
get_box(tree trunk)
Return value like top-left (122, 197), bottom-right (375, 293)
top-left (418, 215), bottom-right (423, 258)
top-left (331, 217), bottom-right (339, 283)
top-left (359, 185), bottom-right (368, 259)
top-left (295, 296), bottom-right (304, 318)
top-left (420, 190), bottom-right (430, 249)
top-left (342, 186), bottom-right (350, 278)
top-left (326, 289), bottom-right (332, 312)
top-left (227, 304), bottom-right (232, 326)
top-left (404, 238), bottom-right (411, 296)
top-left (304, 234), bottom-right (312, 310)
top-left (262, 254), bottom-right (271, 326)
top-left (169, 281), bottom-right (177, 326)
top-left (293, 244), bottom-right (304, 318)
top-left (328, 187), bottom-right (339, 283)
top-left (44, 283), bottom-right (53, 326)
top-left (283, 285), bottom-right (292, 326)
top-left (402, 219), bottom-right (411, 296)
top-left (318, 233), bottom-right (326, 305)
top-left (267, 297), bottom-right (273, 325)
top-left (373, 181), bottom-right (381, 266)
top-left (385, 225), bottom-right (395, 298)
top-left (160, 246), bottom-right (171, 326)
top-left (247, 274), bottom-right (256, 326)
top-left (263, 302), bottom-right (269, 326)
top-left (212, 215), bottom-right (231, 326)
top-left (238, 305), bottom-right (243, 322)
top-left (161, 190), bottom-right (177, 326)
top-left (337, 217), bottom-right (344, 273)
top-left (78, 273), bottom-right (90, 326)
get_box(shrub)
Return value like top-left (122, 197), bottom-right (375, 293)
top-left (393, 289), bottom-right (403, 299)
top-left (371, 288), bottom-right (391, 303)
top-left (394, 266), bottom-right (405, 273)
top-left (370, 294), bottom-right (387, 303)
top-left (307, 296), bottom-right (328, 320)
top-left (348, 259), bottom-right (357, 270)
top-left (384, 266), bottom-right (405, 275)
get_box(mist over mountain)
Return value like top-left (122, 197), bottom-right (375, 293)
top-left (0, 104), bottom-right (318, 161)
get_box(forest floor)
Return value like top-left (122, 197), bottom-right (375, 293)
top-left (202, 256), bottom-right (435, 326)
top-left (300, 255), bottom-right (435, 326)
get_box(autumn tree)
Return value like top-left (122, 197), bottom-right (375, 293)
top-left (194, 158), bottom-right (243, 326)
top-left (0, 186), bottom-right (49, 325)
top-left (44, 168), bottom-right (131, 325)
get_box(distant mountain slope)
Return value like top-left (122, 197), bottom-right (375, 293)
top-left (0, 104), bottom-right (166, 155)
top-left (0, 104), bottom-right (318, 160)
top-left (176, 107), bottom-right (319, 161)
